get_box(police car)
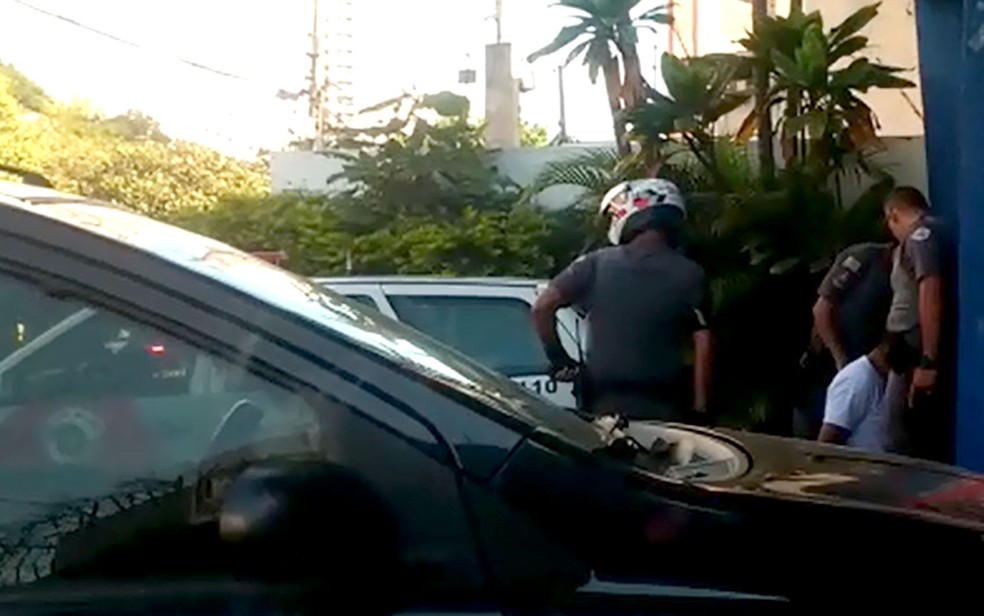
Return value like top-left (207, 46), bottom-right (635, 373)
top-left (314, 277), bottom-right (586, 409)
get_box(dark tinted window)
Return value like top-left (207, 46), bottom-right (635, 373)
top-left (2, 310), bottom-right (199, 404)
top-left (0, 271), bottom-right (323, 585)
top-left (388, 295), bottom-right (549, 377)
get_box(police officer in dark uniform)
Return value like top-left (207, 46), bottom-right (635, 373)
top-left (794, 242), bottom-right (894, 438)
top-left (882, 186), bottom-right (955, 463)
top-left (531, 179), bottom-right (713, 423)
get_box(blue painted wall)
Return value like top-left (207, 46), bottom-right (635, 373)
top-left (916, 0), bottom-right (984, 470)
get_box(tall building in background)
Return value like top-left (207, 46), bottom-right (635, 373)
top-left (321, 0), bottom-right (356, 128)
top-left (308, 0), bottom-right (356, 148)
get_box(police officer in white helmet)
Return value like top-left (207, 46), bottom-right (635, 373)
top-left (532, 179), bottom-right (713, 423)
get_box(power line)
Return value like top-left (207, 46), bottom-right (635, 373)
top-left (7, 0), bottom-right (250, 80)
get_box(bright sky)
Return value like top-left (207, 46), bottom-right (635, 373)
top-left (0, 0), bottom-right (668, 157)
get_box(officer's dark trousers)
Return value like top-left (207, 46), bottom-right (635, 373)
top-left (888, 369), bottom-right (955, 465)
top-left (586, 376), bottom-right (690, 423)
top-left (885, 332), bottom-right (956, 465)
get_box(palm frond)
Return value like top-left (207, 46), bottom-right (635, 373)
top-left (520, 148), bottom-right (621, 207)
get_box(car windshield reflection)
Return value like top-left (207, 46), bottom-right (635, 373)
top-left (27, 203), bottom-right (608, 450)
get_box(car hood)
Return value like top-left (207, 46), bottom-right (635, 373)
top-left (710, 428), bottom-right (984, 529)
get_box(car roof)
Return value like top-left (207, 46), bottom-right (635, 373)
top-left (0, 182), bottom-right (549, 290)
top-left (0, 180), bottom-right (114, 207)
top-left (315, 276), bottom-right (546, 287)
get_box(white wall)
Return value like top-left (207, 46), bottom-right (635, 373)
top-left (270, 150), bottom-right (348, 193)
top-left (802, 0), bottom-right (923, 137)
top-left (271, 138), bottom-right (928, 208)
top-left (675, 0), bottom-right (924, 138)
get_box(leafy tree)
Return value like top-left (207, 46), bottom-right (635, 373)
top-left (627, 53), bottom-right (753, 188)
top-left (522, 148), bottom-right (623, 209)
top-left (528, 0), bottom-right (672, 154)
top-left (738, 3), bottom-right (914, 177)
top-left (327, 92), bottom-right (519, 234)
top-left (347, 206), bottom-right (553, 277)
top-left (520, 122), bottom-right (550, 147)
top-left (175, 92), bottom-right (561, 278)
top-left (167, 192), bottom-right (349, 275)
top-left (100, 110), bottom-right (170, 143)
top-left (0, 62), bottom-right (50, 112)
top-left (0, 66), bottom-right (268, 215)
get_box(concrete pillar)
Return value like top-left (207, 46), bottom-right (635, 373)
top-left (485, 42), bottom-right (520, 149)
top-left (916, 0), bottom-right (984, 470)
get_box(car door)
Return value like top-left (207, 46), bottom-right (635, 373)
top-left (377, 283), bottom-right (580, 409)
top-left (0, 227), bottom-right (498, 614)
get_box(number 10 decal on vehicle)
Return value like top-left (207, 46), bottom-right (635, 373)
top-left (514, 375), bottom-right (576, 409)
top-left (515, 375), bottom-right (559, 396)
top-left (315, 277), bottom-right (585, 410)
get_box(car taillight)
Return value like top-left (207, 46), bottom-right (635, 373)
top-left (146, 344), bottom-right (166, 355)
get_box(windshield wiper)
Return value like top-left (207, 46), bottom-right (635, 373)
top-left (586, 414), bottom-right (681, 474)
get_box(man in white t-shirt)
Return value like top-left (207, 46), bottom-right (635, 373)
top-left (818, 338), bottom-right (916, 453)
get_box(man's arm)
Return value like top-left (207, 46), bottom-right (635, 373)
top-left (817, 372), bottom-right (860, 446)
top-left (813, 297), bottom-right (848, 371)
top-left (818, 423), bottom-right (851, 445)
top-left (531, 285), bottom-right (576, 373)
top-left (814, 248), bottom-right (865, 370)
top-left (907, 226), bottom-right (946, 400)
top-left (918, 276), bottom-right (943, 363)
top-left (692, 329), bottom-right (712, 414)
top-left (690, 273), bottom-right (713, 415)
top-left (532, 253), bottom-right (597, 377)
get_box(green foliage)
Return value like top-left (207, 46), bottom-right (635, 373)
top-left (0, 62), bottom-right (51, 112)
top-left (175, 92), bottom-right (563, 279)
top-left (99, 110), bottom-right (170, 143)
top-left (738, 2), bottom-right (914, 176)
top-left (347, 206), bottom-right (552, 276)
top-left (166, 193), bottom-right (348, 275)
top-left (520, 122), bottom-right (550, 147)
top-left (522, 148), bottom-right (623, 208)
top-left (0, 66), bottom-right (268, 216)
top-left (627, 53), bottom-right (754, 186)
top-left (327, 94), bottom-right (518, 236)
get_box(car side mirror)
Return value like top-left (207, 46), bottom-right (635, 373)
top-left (218, 460), bottom-right (401, 595)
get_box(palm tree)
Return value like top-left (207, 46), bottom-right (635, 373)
top-left (527, 0), bottom-right (672, 155)
top-left (750, 0), bottom-right (775, 185)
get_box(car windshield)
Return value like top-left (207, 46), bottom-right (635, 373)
top-left (27, 202), bottom-right (608, 450)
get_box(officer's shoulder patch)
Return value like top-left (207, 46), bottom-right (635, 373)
top-left (842, 255), bottom-right (862, 273)
top-left (911, 226), bottom-right (932, 242)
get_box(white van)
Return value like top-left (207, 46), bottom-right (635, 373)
top-left (314, 277), bottom-right (586, 409)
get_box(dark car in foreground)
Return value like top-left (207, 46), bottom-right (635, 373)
top-left (0, 180), bottom-right (980, 615)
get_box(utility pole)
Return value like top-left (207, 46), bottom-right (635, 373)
top-left (557, 64), bottom-right (568, 143)
top-left (494, 0), bottom-right (503, 43)
top-left (307, 0), bottom-right (325, 150)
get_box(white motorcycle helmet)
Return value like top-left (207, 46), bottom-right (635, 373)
top-left (599, 179), bottom-right (687, 245)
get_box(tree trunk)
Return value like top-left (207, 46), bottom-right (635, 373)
top-left (603, 56), bottom-right (629, 156)
top-left (752, 0), bottom-right (775, 186)
top-left (786, 0), bottom-right (804, 166)
top-left (619, 44), bottom-right (648, 110)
